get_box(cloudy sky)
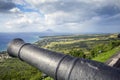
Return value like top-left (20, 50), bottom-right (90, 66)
top-left (0, 0), bottom-right (120, 33)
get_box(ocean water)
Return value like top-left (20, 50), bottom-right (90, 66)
top-left (0, 33), bottom-right (41, 52)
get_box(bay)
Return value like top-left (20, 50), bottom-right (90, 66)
top-left (0, 33), bottom-right (41, 52)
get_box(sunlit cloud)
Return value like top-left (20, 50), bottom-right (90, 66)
top-left (0, 0), bottom-right (120, 33)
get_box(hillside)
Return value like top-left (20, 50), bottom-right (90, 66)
top-left (93, 46), bottom-right (120, 62)
top-left (0, 33), bottom-right (120, 80)
top-left (36, 33), bottom-right (120, 60)
top-left (0, 54), bottom-right (53, 80)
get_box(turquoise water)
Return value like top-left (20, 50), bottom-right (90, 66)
top-left (0, 33), bottom-right (41, 52)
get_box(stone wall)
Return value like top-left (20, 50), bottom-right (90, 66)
top-left (106, 52), bottom-right (120, 68)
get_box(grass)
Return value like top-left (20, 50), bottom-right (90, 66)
top-left (92, 46), bottom-right (120, 63)
top-left (0, 58), bottom-right (53, 80)
top-left (0, 58), bottom-right (43, 80)
top-left (0, 33), bottom-right (119, 80)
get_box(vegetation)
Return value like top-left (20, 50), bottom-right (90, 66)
top-left (0, 58), bottom-right (53, 80)
top-left (118, 34), bottom-right (120, 38)
top-left (0, 33), bottom-right (120, 80)
top-left (36, 33), bottom-right (120, 60)
top-left (92, 46), bottom-right (120, 62)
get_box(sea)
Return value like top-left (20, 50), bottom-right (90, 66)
top-left (0, 32), bottom-right (42, 52)
top-left (0, 32), bottom-right (69, 52)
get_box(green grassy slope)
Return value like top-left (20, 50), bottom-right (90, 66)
top-left (0, 33), bottom-right (119, 80)
top-left (36, 33), bottom-right (120, 59)
top-left (0, 58), bottom-right (53, 80)
top-left (92, 46), bottom-right (120, 62)
top-left (0, 58), bottom-right (41, 80)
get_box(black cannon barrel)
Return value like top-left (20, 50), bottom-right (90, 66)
top-left (7, 38), bottom-right (120, 80)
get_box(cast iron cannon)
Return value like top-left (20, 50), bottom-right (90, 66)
top-left (7, 38), bottom-right (120, 80)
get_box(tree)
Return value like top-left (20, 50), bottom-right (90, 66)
top-left (68, 49), bottom-right (85, 58)
top-left (118, 34), bottom-right (120, 38)
top-left (110, 40), bottom-right (120, 49)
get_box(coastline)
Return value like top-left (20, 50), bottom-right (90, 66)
top-left (0, 37), bottom-right (43, 53)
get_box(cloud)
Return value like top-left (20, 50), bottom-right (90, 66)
top-left (28, 0), bottom-right (119, 33)
top-left (5, 12), bottom-right (44, 29)
top-left (0, 0), bottom-right (120, 33)
top-left (96, 4), bottom-right (120, 17)
top-left (9, 7), bottom-right (21, 13)
top-left (0, 0), bottom-right (16, 13)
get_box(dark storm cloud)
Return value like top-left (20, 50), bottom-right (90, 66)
top-left (96, 5), bottom-right (120, 16)
top-left (0, 0), bottom-right (16, 12)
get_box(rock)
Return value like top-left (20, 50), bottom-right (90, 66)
top-left (0, 52), bottom-right (11, 61)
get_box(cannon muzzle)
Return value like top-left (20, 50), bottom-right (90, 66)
top-left (7, 38), bottom-right (120, 80)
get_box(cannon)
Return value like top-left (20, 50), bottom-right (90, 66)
top-left (7, 38), bottom-right (120, 80)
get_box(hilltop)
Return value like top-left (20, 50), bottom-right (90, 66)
top-left (35, 33), bottom-right (120, 61)
top-left (0, 33), bottom-right (120, 80)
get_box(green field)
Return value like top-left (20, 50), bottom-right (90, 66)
top-left (93, 46), bottom-right (120, 62)
top-left (0, 33), bottom-right (120, 80)
top-left (36, 33), bottom-right (120, 60)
